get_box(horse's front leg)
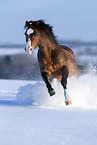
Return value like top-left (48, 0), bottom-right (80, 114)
top-left (61, 66), bottom-right (72, 105)
top-left (41, 71), bottom-right (55, 96)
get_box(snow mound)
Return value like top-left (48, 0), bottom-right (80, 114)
top-left (17, 81), bottom-right (65, 108)
top-left (17, 73), bottom-right (97, 109)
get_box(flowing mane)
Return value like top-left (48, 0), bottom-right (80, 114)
top-left (36, 20), bottom-right (58, 44)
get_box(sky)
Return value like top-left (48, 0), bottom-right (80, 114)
top-left (0, 0), bottom-right (97, 44)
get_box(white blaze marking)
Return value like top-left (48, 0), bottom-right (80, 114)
top-left (26, 38), bottom-right (33, 54)
top-left (27, 28), bottom-right (34, 35)
top-left (25, 28), bottom-right (34, 54)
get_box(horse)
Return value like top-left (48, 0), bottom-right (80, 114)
top-left (24, 20), bottom-right (78, 105)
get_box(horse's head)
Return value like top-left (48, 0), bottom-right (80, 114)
top-left (24, 21), bottom-right (40, 54)
top-left (24, 20), bottom-right (56, 54)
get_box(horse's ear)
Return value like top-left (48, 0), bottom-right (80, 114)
top-left (24, 21), bottom-right (29, 28)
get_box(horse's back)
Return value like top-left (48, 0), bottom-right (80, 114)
top-left (61, 45), bottom-right (75, 58)
top-left (61, 45), bottom-right (78, 77)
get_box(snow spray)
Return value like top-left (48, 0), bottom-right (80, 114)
top-left (17, 71), bottom-right (97, 110)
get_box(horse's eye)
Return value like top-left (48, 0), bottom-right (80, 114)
top-left (36, 33), bottom-right (39, 36)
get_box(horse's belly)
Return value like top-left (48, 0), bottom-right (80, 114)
top-left (51, 69), bottom-right (62, 80)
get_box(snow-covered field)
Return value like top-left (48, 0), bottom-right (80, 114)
top-left (0, 0), bottom-right (97, 144)
top-left (0, 74), bottom-right (97, 145)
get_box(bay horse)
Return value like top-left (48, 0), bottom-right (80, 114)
top-left (24, 20), bottom-right (78, 105)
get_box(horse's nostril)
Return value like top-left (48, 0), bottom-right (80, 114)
top-left (25, 48), bottom-right (26, 51)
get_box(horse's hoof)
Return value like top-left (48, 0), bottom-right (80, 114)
top-left (65, 100), bottom-right (72, 106)
top-left (49, 89), bottom-right (55, 96)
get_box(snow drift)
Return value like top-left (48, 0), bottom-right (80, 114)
top-left (17, 73), bottom-right (97, 110)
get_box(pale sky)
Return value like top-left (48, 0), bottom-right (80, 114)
top-left (0, 0), bottom-right (97, 43)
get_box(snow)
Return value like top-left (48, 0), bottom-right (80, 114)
top-left (0, 48), bottom-right (24, 56)
top-left (0, 74), bottom-right (97, 145)
top-left (1, 107), bottom-right (97, 145)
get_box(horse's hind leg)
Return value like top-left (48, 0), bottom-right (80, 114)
top-left (61, 66), bottom-right (72, 105)
top-left (41, 71), bottom-right (55, 96)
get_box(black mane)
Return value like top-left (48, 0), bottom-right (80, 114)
top-left (36, 20), bottom-right (57, 43)
top-left (36, 20), bottom-right (53, 34)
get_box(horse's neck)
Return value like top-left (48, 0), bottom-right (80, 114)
top-left (39, 37), bottom-right (58, 57)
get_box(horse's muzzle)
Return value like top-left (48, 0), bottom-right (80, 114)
top-left (25, 47), bottom-right (33, 54)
